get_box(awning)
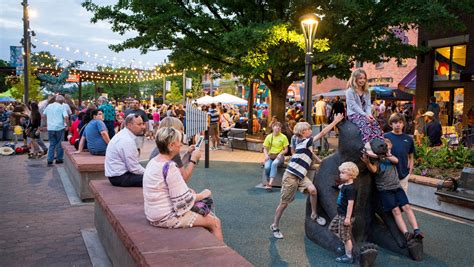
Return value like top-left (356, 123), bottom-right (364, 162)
top-left (398, 67), bottom-right (416, 90)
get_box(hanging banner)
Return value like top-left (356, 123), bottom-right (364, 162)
top-left (10, 46), bottom-right (23, 75)
top-left (186, 78), bottom-right (192, 90)
top-left (166, 81), bottom-right (171, 91)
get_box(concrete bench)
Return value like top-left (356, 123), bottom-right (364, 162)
top-left (407, 172), bottom-right (474, 220)
top-left (261, 161), bottom-right (319, 187)
top-left (90, 180), bottom-right (252, 267)
top-left (435, 167), bottom-right (474, 208)
top-left (246, 137), bottom-right (264, 152)
top-left (62, 142), bottom-right (106, 201)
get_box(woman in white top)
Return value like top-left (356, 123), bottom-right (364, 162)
top-left (143, 127), bottom-right (223, 241)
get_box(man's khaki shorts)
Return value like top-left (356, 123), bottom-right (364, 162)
top-left (280, 172), bottom-right (313, 204)
top-left (209, 124), bottom-right (219, 136)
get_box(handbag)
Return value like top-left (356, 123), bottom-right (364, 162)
top-left (162, 161), bottom-right (214, 216)
top-left (267, 135), bottom-right (280, 160)
top-left (268, 153), bottom-right (279, 160)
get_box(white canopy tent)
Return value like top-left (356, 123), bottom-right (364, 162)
top-left (314, 89), bottom-right (347, 99)
top-left (212, 93), bottom-right (248, 105)
top-left (195, 95), bottom-right (215, 104)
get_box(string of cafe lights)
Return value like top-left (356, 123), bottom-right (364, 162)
top-left (32, 37), bottom-right (161, 70)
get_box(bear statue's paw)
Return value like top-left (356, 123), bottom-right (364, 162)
top-left (407, 239), bottom-right (424, 261)
top-left (359, 243), bottom-right (378, 267)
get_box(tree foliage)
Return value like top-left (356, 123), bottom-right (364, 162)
top-left (31, 51), bottom-right (59, 68)
top-left (0, 59), bottom-right (10, 93)
top-left (10, 64), bottom-right (42, 101)
top-left (83, 0), bottom-right (474, 121)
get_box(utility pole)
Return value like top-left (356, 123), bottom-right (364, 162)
top-left (182, 69), bottom-right (186, 106)
top-left (162, 76), bottom-right (166, 104)
top-left (22, 0), bottom-right (30, 104)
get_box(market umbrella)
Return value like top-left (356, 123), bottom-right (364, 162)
top-left (314, 89), bottom-right (347, 99)
top-left (195, 95), bottom-right (215, 105)
top-left (0, 96), bottom-right (16, 102)
top-left (212, 93), bottom-right (247, 105)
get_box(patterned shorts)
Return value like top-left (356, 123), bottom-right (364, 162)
top-left (149, 210), bottom-right (198, 229)
top-left (329, 214), bottom-right (353, 242)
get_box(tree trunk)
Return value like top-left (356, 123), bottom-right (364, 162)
top-left (268, 81), bottom-right (290, 124)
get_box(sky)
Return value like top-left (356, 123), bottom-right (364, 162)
top-left (0, 0), bottom-right (171, 70)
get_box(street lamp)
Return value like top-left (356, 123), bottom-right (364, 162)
top-left (300, 13), bottom-right (320, 124)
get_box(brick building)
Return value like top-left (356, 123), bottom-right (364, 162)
top-left (416, 15), bottom-right (473, 126)
top-left (312, 29), bottom-right (418, 94)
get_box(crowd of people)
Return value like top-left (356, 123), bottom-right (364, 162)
top-left (1, 67), bottom-right (473, 264)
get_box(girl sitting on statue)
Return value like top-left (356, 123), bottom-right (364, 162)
top-left (345, 68), bottom-right (384, 157)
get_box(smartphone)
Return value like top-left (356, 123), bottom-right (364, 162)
top-left (195, 136), bottom-right (204, 149)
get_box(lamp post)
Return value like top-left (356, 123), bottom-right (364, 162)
top-left (300, 14), bottom-right (320, 124)
top-left (22, 0), bottom-right (30, 104)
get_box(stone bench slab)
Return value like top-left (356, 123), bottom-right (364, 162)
top-left (90, 180), bottom-right (252, 266)
top-left (62, 142), bottom-right (106, 200)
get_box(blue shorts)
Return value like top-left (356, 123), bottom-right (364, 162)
top-left (379, 188), bottom-right (409, 212)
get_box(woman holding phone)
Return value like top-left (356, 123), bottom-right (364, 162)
top-left (149, 117), bottom-right (199, 182)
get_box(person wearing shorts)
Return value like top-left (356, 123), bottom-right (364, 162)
top-left (328, 162), bottom-right (358, 264)
top-left (362, 138), bottom-right (424, 242)
top-left (270, 116), bottom-right (344, 240)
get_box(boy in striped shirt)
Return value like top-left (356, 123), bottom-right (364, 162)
top-left (270, 114), bottom-right (344, 239)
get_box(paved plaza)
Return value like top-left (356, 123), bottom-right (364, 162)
top-left (0, 138), bottom-right (473, 266)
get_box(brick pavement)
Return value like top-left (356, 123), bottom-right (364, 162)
top-left (0, 154), bottom-right (93, 267)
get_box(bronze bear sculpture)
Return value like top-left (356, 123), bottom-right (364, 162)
top-left (305, 120), bottom-right (423, 266)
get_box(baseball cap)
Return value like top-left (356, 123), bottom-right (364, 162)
top-left (422, 111), bottom-right (435, 117)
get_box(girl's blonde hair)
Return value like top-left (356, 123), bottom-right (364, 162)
top-left (155, 127), bottom-right (183, 154)
top-left (347, 68), bottom-right (369, 92)
top-left (158, 117), bottom-right (184, 131)
top-left (338, 161), bottom-right (359, 178)
top-left (293, 122), bottom-right (311, 136)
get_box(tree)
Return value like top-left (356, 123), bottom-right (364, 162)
top-left (166, 81), bottom-right (183, 104)
top-left (83, 0), bottom-right (474, 122)
top-left (31, 51), bottom-right (59, 68)
top-left (0, 60), bottom-right (10, 93)
top-left (10, 64), bottom-right (42, 101)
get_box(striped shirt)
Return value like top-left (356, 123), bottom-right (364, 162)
top-left (208, 109), bottom-right (219, 125)
top-left (286, 137), bottom-right (314, 179)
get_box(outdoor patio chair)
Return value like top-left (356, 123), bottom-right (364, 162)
top-left (228, 128), bottom-right (248, 151)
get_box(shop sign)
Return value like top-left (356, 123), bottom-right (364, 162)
top-left (66, 74), bottom-right (80, 82)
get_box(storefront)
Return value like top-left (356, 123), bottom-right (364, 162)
top-left (416, 23), bottom-right (473, 127)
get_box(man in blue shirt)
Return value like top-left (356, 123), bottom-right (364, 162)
top-left (43, 95), bottom-right (70, 165)
top-left (384, 113), bottom-right (415, 192)
top-left (423, 111), bottom-right (442, 147)
top-left (75, 109), bottom-right (110, 155)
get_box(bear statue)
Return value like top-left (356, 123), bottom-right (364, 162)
top-left (305, 120), bottom-right (423, 267)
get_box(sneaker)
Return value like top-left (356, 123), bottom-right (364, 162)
top-left (47, 161), bottom-right (53, 166)
top-left (270, 224), bottom-right (283, 239)
top-left (311, 214), bottom-right (327, 226)
top-left (413, 229), bottom-right (424, 240)
top-left (55, 160), bottom-right (63, 164)
top-left (336, 254), bottom-right (353, 264)
top-left (336, 246), bottom-right (345, 255)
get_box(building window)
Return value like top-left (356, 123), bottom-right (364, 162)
top-left (434, 44), bottom-right (466, 81)
top-left (397, 58), bottom-right (408, 67)
top-left (375, 62), bottom-right (384, 69)
top-left (355, 61), bottom-right (363, 68)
